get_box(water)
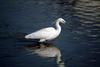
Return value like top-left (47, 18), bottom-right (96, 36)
top-left (0, 0), bottom-right (100, 67)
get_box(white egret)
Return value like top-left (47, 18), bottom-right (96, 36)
top-left (25, 18), bottom-right (66, 42)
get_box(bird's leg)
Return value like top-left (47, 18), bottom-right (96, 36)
top-left (39, 39), bottom-right (47, 45)
top-left (39, 39), bottom-right (46, 42)
top-left (37, 39), bottom-right (47, 48)
top-left (39, 42), bottom-right (47, 45)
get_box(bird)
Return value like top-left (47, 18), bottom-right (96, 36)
top-left (25, 18), bottom-right (66, 42)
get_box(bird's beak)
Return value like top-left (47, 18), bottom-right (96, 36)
top-left (63, 21), bottom-right (66, 24)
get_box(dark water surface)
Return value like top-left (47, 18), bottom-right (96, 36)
top-left (0, 0), bottom-right (100, 67)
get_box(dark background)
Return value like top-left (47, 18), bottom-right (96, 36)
top-left (0, 0), bottom-right (100, 67)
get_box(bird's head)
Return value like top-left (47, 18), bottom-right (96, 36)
top-left (57, 18), bottom-right (66, 24)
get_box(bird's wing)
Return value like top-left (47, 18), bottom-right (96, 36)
top-left (25, 27), bottom-right (56, 39)
top-left (36, 27), bottom-right (55, 32)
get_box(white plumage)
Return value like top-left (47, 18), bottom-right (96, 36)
top-left (25, 18), bottom-right (66, 42)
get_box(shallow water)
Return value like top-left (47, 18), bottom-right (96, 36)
top-left (0, 0), bottom-right (100, 67)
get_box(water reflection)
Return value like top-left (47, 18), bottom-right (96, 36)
top-left (24, 43), bottom-right (65, 67)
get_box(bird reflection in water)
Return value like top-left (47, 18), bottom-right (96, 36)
top-left (24, 43), bottom-right (65, 67)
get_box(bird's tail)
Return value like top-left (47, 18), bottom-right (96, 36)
top-left (25, 35), bottom-right (30, 39)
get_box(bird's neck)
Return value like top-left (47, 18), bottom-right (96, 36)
top-left (55, 21), bottom-right (61, 34)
